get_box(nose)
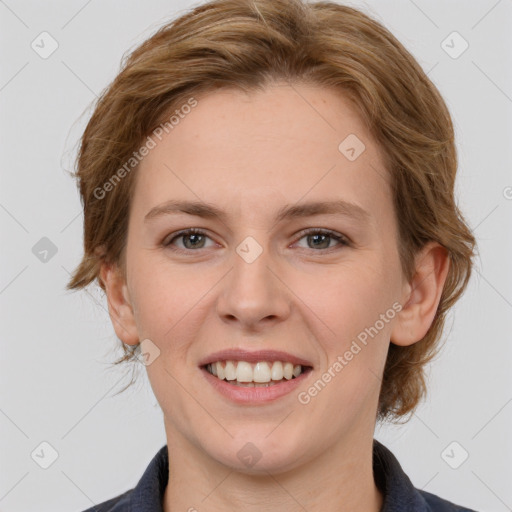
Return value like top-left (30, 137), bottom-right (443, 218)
top-left (216, 241), bottom-right (291, 332)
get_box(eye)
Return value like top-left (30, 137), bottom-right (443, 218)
top-left (162, 227), bottom-right (350, 253)
top-left (293, 228), bottom-right (350, 251)
top-left (163, 228), bottom-right (215, 251)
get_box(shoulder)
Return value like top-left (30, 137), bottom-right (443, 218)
top-left (78, 488), bottom-right (133, 512)
top-left (372, 439), bottom-right (479, 512)
top-left (418, 489), bottom-right (479, 512)
top-left (76, 444), bottom-right (169, 512)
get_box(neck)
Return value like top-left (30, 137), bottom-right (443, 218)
top-left (162, 428), bottom-right (383, 512)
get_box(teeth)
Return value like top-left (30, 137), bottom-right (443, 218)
top-left (271, 361), bottom-right (283, 380)
top-left (253, 362), bottom-right (271, 383)
top-left (283, 362), bottom-right (294, 380)
top-left (224, 360), bottom-right (237, 380)
top-left (206, 360), bottom-right (306, 383)
top-left (236, 361), bottom-right (253, 382)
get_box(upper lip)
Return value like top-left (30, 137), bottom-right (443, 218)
top-left (199, 348), bottom-right (314, 368)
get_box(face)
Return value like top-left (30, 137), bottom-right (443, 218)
top-left (107, 82), bottom-right (414, 474)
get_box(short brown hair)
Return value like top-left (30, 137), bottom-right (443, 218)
top-left (66, 0), bottom-right (477, 422)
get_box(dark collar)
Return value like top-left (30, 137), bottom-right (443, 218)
top-left (84, 439), bottom-right (476, 511)
top-left (373, 439), bottom-right (476, 511)
top-left (373, 438), bottom-right (430, 511)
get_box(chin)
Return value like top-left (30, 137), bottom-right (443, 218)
top-left (205, 432), bottom-right (311, 475)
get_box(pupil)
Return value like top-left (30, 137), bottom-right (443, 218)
top-left (310, 234), bottom-right (329, 249)
top-left (185, 234), bottom-right (203, 249)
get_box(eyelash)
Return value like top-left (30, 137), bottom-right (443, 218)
top-left (163, 227), bottom-right (350, 254)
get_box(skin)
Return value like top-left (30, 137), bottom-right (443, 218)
top-left (101, 81), bottom-right (450, 512)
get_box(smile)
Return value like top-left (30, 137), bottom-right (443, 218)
top-left (205, 360), bottom-right (312, 387)
top-left (200, 362), bottom-right (313, 404)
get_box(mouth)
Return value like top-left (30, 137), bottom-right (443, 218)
top-left (198, 349), bottom-right (314, 403)
top-left (201, 360), bottom-right (314, 387)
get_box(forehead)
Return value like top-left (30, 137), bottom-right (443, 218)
top-left (133, 82), bottom-right (391, 228)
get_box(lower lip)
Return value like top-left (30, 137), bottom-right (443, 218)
top-left (200, 367), bottom-right (313, 404)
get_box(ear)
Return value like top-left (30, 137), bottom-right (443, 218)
top-left (100, 262), bottom-right (139, 346)
top-left (390, 241), bottom-right (450, 347)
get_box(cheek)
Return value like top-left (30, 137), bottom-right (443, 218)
top-left (129, 247), bottom-right (197, 309)
top-left (128, 257), bottom-right (218, 355)
top-left (289, 258), bottom-right (394, 410)
top-left (293, 256), bottom-right (394, 345)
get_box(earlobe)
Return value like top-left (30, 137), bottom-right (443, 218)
top-left (100, 262), bottom-right (139, 346)
top-left (390, 242), bottom-right (450, 347)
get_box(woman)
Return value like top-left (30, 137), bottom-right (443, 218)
top-left (67, 0), bottom-right (478, 510)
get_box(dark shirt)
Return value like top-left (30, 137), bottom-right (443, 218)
top-left (79, 439), bottom-right (477, 511)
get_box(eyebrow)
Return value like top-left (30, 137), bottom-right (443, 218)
top-left (144, 199), bottom-right (371, 225)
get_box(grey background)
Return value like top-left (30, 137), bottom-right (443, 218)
top-left (1, 0), bottom-right (511, 511)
